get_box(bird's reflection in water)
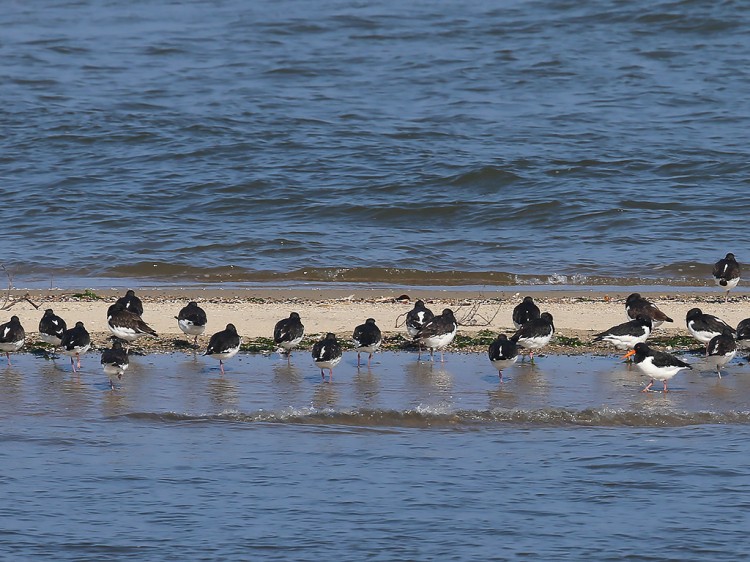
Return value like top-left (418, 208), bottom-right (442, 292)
top-left (312, 381), bottom-right (339, 410)
top-left (353, 367), bottom-right (380, 408)
top-left (101, 386), bottom-right (131, 418)
top-left (207, 376), bottom-right (239, 410)
top-left (404, 360), bottom-right (453, 404)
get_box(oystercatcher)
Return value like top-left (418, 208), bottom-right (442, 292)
top-left (60, 321), bottom-right (91, 373)
top-left (593, 315), bottom-right (652, 352)
top-left (487, 333), bottom-right (518, 381)
top-left (736, 318), bottom-right (750, 352)
top-left (414, 308), bottom-right (457, 363)
top-left (705, 331), bottom-right (736, 378)
top-left (352, 318), bottom-right (382, 367)
top-left (624, 293), bottom-right (673, 327)
top-left (686, 308), bottom-right (735, 345)
top-left (622, 342), bottom-right (691, 393)
top-left (107, 303), bottom-right (157, 345)
top-left (406, 300), bottom-right (434, 359)
top-left (176, 301), bottom-right (207, 347)
top-left (510, 312), bottom-right (554, 363)
top-left (101, 340), bottom-right (129, 389)
top-left (38, 308), bottom-right (67, 346)
top-left (108, 289), bottom-right (144, 317)
top-left (512, 296), bottom-right (541, 329)
top-left (273, 312), bottom-right (305, 359)
top-left (712, 253), bottom-right (740, 302)
top-left (204, 323), bottom-right (241, 375)
top-left (0, 316), bottom-right (25, 366)
top-left (312, 332), bottom-right (342, 382)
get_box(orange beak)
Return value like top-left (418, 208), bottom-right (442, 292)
top-left (621, 349), bottom-right (636, 361)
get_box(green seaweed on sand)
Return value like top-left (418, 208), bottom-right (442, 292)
top-left (554, 335), bottom-right (586, 347)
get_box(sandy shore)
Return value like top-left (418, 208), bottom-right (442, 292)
top-left (2, 287), bottom-right (749, 355)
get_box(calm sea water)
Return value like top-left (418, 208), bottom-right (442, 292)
top-left (2, 351), bottom-right (750, 560)
top-left (2, 0), bottom-right (750, 288)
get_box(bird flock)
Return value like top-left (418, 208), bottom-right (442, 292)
top-left (0, 253), bottom-right (743, 392)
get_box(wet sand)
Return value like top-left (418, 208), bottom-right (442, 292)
top-left (2, 287), bottom-right (749, 355)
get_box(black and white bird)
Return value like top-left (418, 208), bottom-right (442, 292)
top-left (414, 308), bottom-right (458, 363)
top-left (593, 315), bottom-right (652, 352)
top-left (712, 252), bottom-right (740, 302)
top-left (352, 318), bottom-right (382, 367)
top-left (512, 296), bottom-right (541, 329)
top-left (405, 300), bottom-right (434, 358)
top-left (625, 293), bottom-right (673, 327)
top-left (176, 301), bottom-right (207, 347)
top-left (273, 312), bottom-right (305, 359)
top-left (204, 323), bottom-right (241, 375)
top-left (0, 315), bottom-right (25, 366)
top-left (736, 318), bottom-right (750, 352)
top-left (685, 308), bottom-right (735, 345)
top-left (487, 334), bottom-right (518, 381)
top-left (510, 312), bottom-right (554, 363)
top-left (38, 308), bottom-right (67, 346)
top-left (312, 332), bottom-right (342, 382)
top-left (60, 321), bottom-right (91, 373)
top-left (622, 342), bottom-right (691, 393)
top-left (705, 331), bottom-right (737, 378)
top-left (101, 340), bottom-right (129, 389)
top-left (107, 303), bottom-right (158, 345)
top-left (108, 289), bottom-right (144, 317)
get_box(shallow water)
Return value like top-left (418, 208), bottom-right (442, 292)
top-left (2, 351), bottom-right (750, 560)
top-left (3, 0), bottom-right (750, 288)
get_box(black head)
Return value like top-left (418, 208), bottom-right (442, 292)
top-left (44, 308), bottom-right (55, 316)
top-left (634, 315), bottom-right (652, 328)
top-left (188, 301), bottom-right (199, 307)
top-left (540, 312), bottom-right (554, 323)
top-left (495, 333), bottom-right (509, 342)
top-left (415, 300), bottom-right (426, 308)
top-left (112, 341), bottom-right (124, 350)
top-left (625, 293), bottom-right (641, 306)
top-left (10, 315), bottom-right (20, 323)
top-left (290, 312), bottom-right (300, 319)
top-left (523, 296), bottom-right (535, 303)
top-left (686, 308), bottom-right (702, 321)
top-left (324, 332), bottom-right (337, 341)
top-left (633, 342), bottom-right (650, 356)
top-left (726, 253), bottom-right (736, 260)
top-left (75, 321), bottom-right (85, 329)
top-left (441, 308), bottom-right (454, 317)
top-left (365, 318), bottom-right (377, 325)
top-left (225, 323), bottom-right (237, 333)
top-left (125, 290), bottom-right (136, 297)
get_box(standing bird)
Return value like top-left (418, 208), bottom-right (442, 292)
top-left (705, 331), bottom-right (737, 378)
top-left (593, 315), bottom-right (652, 352)
top-left (38, 308), bottom-right (67, 346)
top-left (107, 303), bottom-right (158, 345)
top-left (736, 318), bottom-right (750, 353)
top-left (414, 308), bottom-right (458, 363)
top-left (712, 252), bottom-right (740, 302)
top-left (685, 308), bottom-right (735, 345)
top-left (487, 334), bottom-right (518, 381)
top-left (405, 300), bottom-right (434, 359)
top-left (622, 342), bottom-right (691, 393)
top-left (204, 323), bottom-right (241, 375)
top-left (352, 318), bottom-right (382, 367)
top-left (273, 312), bottom-right (305, 359)
top-left (101, 340), bottom-right (129, 389)
top-left (0, 316), bottom-right (25, 366)
top-left (625, 293), bottom-right (673, 327)
top-left (312, 332), bottom-right (342, 382)
top-left (109, 289), bottom-right (144, 316)
top-left (176, 301), bottom-right (207, 347)
top-left (60, 321), bottom-right (91, 373)
top-left (512, 296), bottom-right (541, 329)
top-left (511, 312), bottom-right (554, 363)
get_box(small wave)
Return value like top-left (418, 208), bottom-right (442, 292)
top-left (117, 407), bottom-right (750, 428)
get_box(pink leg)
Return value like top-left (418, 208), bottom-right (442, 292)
top-left (77, 354), bottom-right (82, 370)
top-left (320, 369), bottom-right (325, 380)
top-left (642, 379), bottom-right (654, 392)
top-left (219, 360), bottom-right (225, 376)
top-left (70, 356), bottom-right (77, 373)
top-left (368, 353), bottom-right (373, 367)
top-left (328, 368), bottom-right (333, 383)
top-left (663, 380), bottom-right (668, 393)
top-left (6, 352), bottom-right (11, 366)
top-left (357, 352), bottom-right (362, 367)
top-left (498, 370), bottom-right (503, 382)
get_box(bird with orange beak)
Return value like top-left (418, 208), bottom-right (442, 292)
top-left (622, 343), bottom-right (691, 393)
